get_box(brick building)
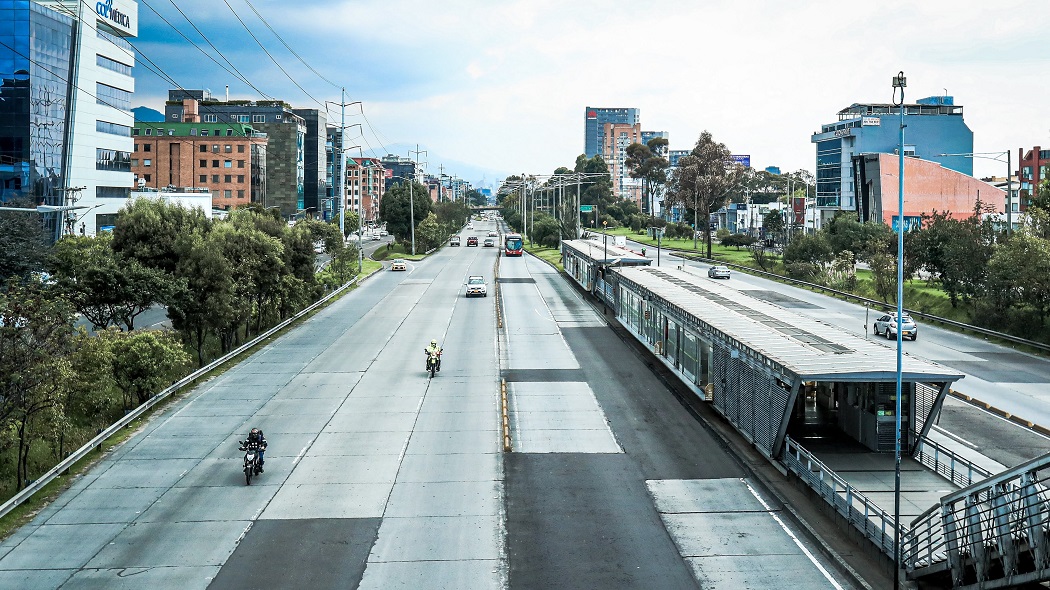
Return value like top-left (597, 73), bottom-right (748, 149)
top-left (601, 121), bottom-right (643, 206)
top-left (131, 122), bottom-right (267, 210)
top-left (1018, 146), bottom-right (1050, 210)
top-left (347, 157), bottom-right (385, 223)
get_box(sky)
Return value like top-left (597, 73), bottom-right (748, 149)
top-left (133, 0), bottom-right (1050, 189)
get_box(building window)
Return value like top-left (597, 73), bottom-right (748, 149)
top-left (199, 159), bottom-right (207, 168)
top-left (97, 149), bottom-right (131, 171)
top-left (237, 160), bottom-right (245, 168)
top-left (237, 175), bottom-right (245, 183)
top-left (144, 128), bottom-right (152, 136)
top-left (97, 120), bottom-right (131, 136)
top-left (237, 144), bottom-right (245, 153)
top-left (200, 145), bottom-right (207, 153)
top-left (275, 114), bottom-right (282, 119)
top-left (143, 174), bottom-right (151, 182)
top-left (212, 175), bottom-right (220, 183)
top-left (130, 159), bottom-right (138, 166)
top-left (168, 129), bottom-right (174, 136)
top-left (224, 145), bottom-right (232, 153)
top-left (226, 129), bottom-right (233, 137)
top-left (143, 144), bottom-right (151, 152)
top-left (96, 82), bottom-right (131, 111)
top-left (190, 128), bottom-right (197, 136)
top-left (237, 190), bottom-right (245, 199)
top-left (214, 129), bottom-right (221, 136)
top-left (199, 175), bottom-right (207, 183)
top-left (96, 186), bottom-right (129, 199)
top-left (253, 115), bottom-right (265, 123)
top-left (237, 115), bottom-right (249, 123)
top-left (210, 144), bottom-right (219, 153)
top-left (204, 114), bottom-right (217, 123)
top-left (225, 175), bottom-right (232, 183)
top-left (224, 190), bottom-right (233, 199)
top-left (171, 114), bottom-right (180, 120)
top-left (201, 130), bottom-right (209, 137)
top-left (212, 160), bottom-right (220, 167)
top-left (224, 161), bottom-right (232, 168)
top-left (143, 159), bottom-right (151, 167)
top-left (132, 128), bottom-right (140, 136)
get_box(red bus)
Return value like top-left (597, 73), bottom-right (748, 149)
top-left (504, 233), bottom-right (523, 256)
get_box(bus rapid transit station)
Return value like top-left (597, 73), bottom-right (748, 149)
top-left (559, 238), bottom-right (1050, 587)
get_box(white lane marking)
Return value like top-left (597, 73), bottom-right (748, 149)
top-left (291, 444), bottom-right (310, 467)
top-left (743, 480), bottom-right (845, 590)
top-left (932, 424), bottom-right (978, 449)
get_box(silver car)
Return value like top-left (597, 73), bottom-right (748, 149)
top-left (708, 265), bottom-right (731, 279)
top-left (873, 313), bottom-right (917, 341)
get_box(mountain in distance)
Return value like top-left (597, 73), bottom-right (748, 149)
top-left (132, 106), bottom-right (164, 122)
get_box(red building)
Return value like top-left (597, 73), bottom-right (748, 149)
top-left (1018, 146), bottom-right (1050, 210)
top-left (347, 158), bottom-right (385, 223)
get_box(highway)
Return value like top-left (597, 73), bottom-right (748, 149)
top-left (0, 220), bottom-right (855, 589)
top-left (627, 237), bottom-right (1050, 469)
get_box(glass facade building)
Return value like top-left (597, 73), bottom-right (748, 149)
top-left (584, 107), bottom-right (639, 159)
top-left (0, 0), bottom-right (76, 237)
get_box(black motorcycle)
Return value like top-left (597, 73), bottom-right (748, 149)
top-left (424, 348), bottom-right (443, 378)
top-left (239, 441), bottom-right (264, 485)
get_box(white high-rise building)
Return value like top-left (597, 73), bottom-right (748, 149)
top-left (40, 0), bottom-right (138, 236)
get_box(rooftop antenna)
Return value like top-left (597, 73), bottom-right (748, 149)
top-left (226, 85), bottom-right (229, 103)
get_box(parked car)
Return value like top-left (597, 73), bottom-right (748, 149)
top-left (390, 259), bottom-right (407, 271)
top-left (450, 236), bottom-right (461, 246)
top-left (465, 275), bottom-right (487, 297)
top-left (708, 265), bottom-right (731, 279)
top-left (873, 313), bottom-right (917, 341)
top-left (467, 236), bottom-right (479, 246)
top-left (483, 238), bottom-right (495, 247)
top-left (487, 231), bottom-right (498, 237)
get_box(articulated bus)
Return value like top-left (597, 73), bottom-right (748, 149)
top-left (504, 233), bottom-right (523, 256)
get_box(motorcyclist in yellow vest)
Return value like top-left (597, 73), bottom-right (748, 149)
top-left (424, 339), bottom-right (442, 372)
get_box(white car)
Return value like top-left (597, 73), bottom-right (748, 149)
top-left (873, 313), bottom-right (917, 341)
top-left (708, 265), bottom-right (731, 279)
top-left (465, 275), bottom-right (487, 297)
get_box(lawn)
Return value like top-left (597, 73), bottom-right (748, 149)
top-left (370, 242), bottom-right (429, 261)
top-left (524, 244), bottom-right (563, 270)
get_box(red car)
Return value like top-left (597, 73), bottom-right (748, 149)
top-left (467, 236), bottom-right (479, 246)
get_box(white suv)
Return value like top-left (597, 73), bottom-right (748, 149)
top-left (465, 276), bottom-right (487, 297)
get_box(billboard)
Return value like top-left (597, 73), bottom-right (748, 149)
top-left (730, 155), bottom-right (751, 168)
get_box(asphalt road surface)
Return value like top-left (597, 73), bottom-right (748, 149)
top-left (0, 221), bottom-right (853, 589)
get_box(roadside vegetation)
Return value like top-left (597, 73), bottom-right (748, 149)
top-left (0, 200), bottom-right (369, 503)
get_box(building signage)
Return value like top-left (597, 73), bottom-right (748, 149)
top-left (862, 116), bottom-right (881, 126)
top-left (95, 0), bottom-right (137, 36)
top-left (833, 128), bottom-right (851, 138)
top-left (730, 154), bottom-right (751, 168)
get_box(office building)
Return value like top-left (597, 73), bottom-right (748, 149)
top-left (811, 95), bottom-right (973, 229)
top-left (165, 91), bottom-right (306, 217)
top-left (1, 0), bottom-right (139, 238)
top-left (130, 122), bottom-right (267, 210)
top-left (380, 154), bottom-right (419, 191)
top-left (601, 121), bottom-right (642, 206)
top-left (1018, 146), bottom-right (1049, 210)
top-left (584, 107), bottom-right (640, 159)
top-left (641, 131), bottom-right (669, 154)
top-left (293, 109), bottom-right (328, 216)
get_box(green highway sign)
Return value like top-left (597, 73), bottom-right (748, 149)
top-left (579, 205), bottom-right (594, 212)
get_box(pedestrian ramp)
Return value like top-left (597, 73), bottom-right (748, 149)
top-left (647, 478), bottom-right (846, 589)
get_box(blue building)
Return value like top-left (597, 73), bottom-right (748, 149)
top-left (584, 107), bottom-right (639, 159)
top-left (810, 95), bottom-right (973, 229)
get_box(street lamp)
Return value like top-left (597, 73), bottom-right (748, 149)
top-left (939, 150), bottom-right (1014, 235)
top-left (891, 70), bottom-right (906, 590)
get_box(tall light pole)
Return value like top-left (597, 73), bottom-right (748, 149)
top-left (939, 150), bottom-right (1014, 235)
top-left (891, 70), bottom-right (906, 590)
top-left (408, 145), bottom-right (427, 255)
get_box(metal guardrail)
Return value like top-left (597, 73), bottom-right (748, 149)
top-left (913, 435), bottom-right (993, 490)
top-left (0, 275), bottom-right (362, 521)
top-left (782, 436), bottom-right (897, 557)
top-left (904, 451), bottom-right (1050, 587)
top-left (670, 251), bottom-right (1050, 355)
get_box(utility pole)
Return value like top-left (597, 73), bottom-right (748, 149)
top-left (325, 92), bottom-right (361, 242)
top-left (408, 145), bottom-right (427, 255)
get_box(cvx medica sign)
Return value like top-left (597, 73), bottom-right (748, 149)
top-left (96, 0), bottom-right (136, 35)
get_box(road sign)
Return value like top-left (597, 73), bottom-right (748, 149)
top-left (579, 205), bottom-right (594, 212)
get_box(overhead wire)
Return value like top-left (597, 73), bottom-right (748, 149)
top-left (241, 0), bottom-right (339, 90)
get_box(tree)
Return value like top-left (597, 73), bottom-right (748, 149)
top-left (108, 329), bottom-right (190, 410)
top-left (783, 232), bottom-right (834, 282)
top-left (49, 234), bottom-right (173, 330)
top-left (167, 231), bottom-right (236, 366)
top-left (667, 131), bottom-right (741, 258)
top-left (415, 212), bottom-right (444, 252)
top-left (112, 198), bottom-right (211, 274)
top-left (465, 189), bottom-right (488, 207)
top-left (379, 180), bottom-right (432, 244)
top-left (762, 209), bottom-right (787, 249)
top-left (625, 138), bottom-right (670, 216)
top-left (0, 201), bottom-right (50, 281)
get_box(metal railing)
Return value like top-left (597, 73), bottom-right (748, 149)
top-left (782, 436), bottom-right (897, 557)
top-left (913, 435), bottom-right (993, 490)
top-left (670, 251), bottom-right (1050, 354)
top-left (0, 275), bottom-right (362, 521)
top-left (904, 451), bottom-right (1050, 587)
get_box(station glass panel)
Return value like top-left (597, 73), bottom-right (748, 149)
top-left (666, 321), bottom-right (678, 365)
top-left (682, 331), bottom-right (698, 382)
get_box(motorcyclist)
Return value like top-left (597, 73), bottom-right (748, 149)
top-left (241, 428), bottom-right (268, 472)
top-left (424, 339), bottom-right (442, 372)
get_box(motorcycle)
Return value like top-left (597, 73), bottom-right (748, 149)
top-left (424, 348), bottom-right (443, 378)
top-left (239, 441), bottom-right (264, 485)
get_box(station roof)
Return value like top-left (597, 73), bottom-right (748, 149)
top-left (615, 266), bottom-right (964, 384)
top-left (562, 239), bottom-right (651, 266)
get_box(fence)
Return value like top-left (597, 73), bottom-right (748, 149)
top-left (913, 435), bottom-right (993, 490)
top-left (0, 275), bottom-right (362, 521)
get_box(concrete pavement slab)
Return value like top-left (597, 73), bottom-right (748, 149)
top-left (254, 396), bottom-right (346, 416)
top-left (513, 428), bottom-right (622, 453)
top-left (59, 565), bottom-right (221, 590)
top-left (309, 430), bottom-right (411, 456)
top-left (0, 523), bottom-right (127, 569)
top-left (405, 429), bottom-right (499, 455)
top-left (137, 485), bottom-right (275, 523)
top-left (245, 410), bottom-right (334, 434)
top-left (260, 483), bottom-right (390, 519)
top-left (147, 414), bottom-right (250, 437)
top-left (413, 410), bottom-right (498, 432)
top-left (384, 481), bottom-right (502, 518)
top-left (284, 454), bottom-right (402, 485)
top-left (357, 559), bottom-right (502, 590)
top-left (395, 452), bottom-right (499, 483)
top-left (280, 370), bottom-right (364, 396)
top-left (685, 554), bottom-right (839, 589)
top-left (339, 394), bottom-right (424, 414)
top-left (367, 515), bottom-right (502, 562)
top-left (84, 521), bottom-right (247, 568)
top-left (90, 458), bottom-right (200, 489)
top-left (663, 511), bottom-right (799, 557)
top-left (419, 394), bottom-right (498, 414)
top-left (42, 487), bottom-right (163, 525)
top-left (324, 410), bottom-right (419, 432)
top-left (121, 434), bottom-right (220, 460)
top-left (0, 569), bottom-right (76, 589)
top-left (648, 479), bottom-right (767, 514)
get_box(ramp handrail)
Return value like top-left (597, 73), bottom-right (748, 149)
top-left (914, 435), bottom-right (993, 490)
top-left (782, 436), bottom-right (897, 557)
top-left (904, 451), bottom-right (1050, 587)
